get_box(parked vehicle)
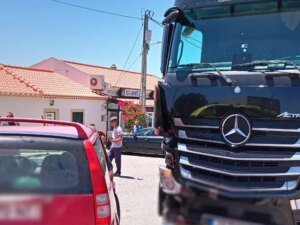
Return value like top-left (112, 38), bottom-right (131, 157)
top-left (157, 0), bottom-right (300, 225)
top-left (122, 128), bottom-right (163, 155)
top-left (0, 118), bottom-right (120, 225)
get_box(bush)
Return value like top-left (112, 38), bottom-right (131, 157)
top-left (118, 101), bottom-right (147, 132)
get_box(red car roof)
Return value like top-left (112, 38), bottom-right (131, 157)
top-left (0, 118), bottom-right (94, 140)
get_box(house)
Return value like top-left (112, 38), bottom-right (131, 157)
top-left (0, 64), bottom-right (107, 130)
top-left (31, 57), bottom-right (162, 132)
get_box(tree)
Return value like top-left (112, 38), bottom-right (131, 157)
top-left (118, 101), bottom-right (147, 132)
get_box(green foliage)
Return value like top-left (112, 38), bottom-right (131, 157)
top-left (118, 101), bottom-right (147, 132)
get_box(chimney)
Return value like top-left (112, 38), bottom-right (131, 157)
top-left (111, 64), bottom-right (117, 70)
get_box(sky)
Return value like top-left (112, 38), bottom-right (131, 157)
top-left (0, 0), bottom-right (173, 77)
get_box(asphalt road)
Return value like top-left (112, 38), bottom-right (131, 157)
top-left (113, 154), bottom-right (164, 225)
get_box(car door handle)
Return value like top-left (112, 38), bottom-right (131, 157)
top-left (144, 138), bottom-right (148, 141)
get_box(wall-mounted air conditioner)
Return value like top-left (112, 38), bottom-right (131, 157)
top-left (90, 75), bottom-right (104, 90)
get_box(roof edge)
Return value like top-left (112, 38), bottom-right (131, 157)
top-left (1, 64), bottom-right (54, 73)
top-left (63, 59), bottom-right (160, 78)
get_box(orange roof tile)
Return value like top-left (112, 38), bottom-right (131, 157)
top-left (0, 66), bottom-right (41, 97)
top-left (0, 65), bottom-right (106, 100)
top-left (63, 60), bottom-right (162, 91)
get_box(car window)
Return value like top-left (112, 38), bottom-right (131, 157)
top-left (93, 138), bottom-right (107, 173)
top-left (0, 136), bottom-right (92, 194)
top-left (136, 129), bottom-right (153, 136)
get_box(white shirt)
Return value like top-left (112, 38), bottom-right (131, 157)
top-left (111, 126), bottom-right (123, 148)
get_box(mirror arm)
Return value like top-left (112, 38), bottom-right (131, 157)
top-left (163, 7), bottom-right (194, 27)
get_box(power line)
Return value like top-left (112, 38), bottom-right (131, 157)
top-left (149, 17), bottom-right (202, 48)
top-left (150, 41), bottom-right (162, 46)
top-left (149, 17), bottom-right (164, 27)
top-left (182, 37), bottom-right (202, 49)
top-left (50, 0), bottom-right (142, 20)
top-left (127, 53), bottom-right (142, 71)
top-left (150, 17), bottom-right (202, 47)
top-left (114, 23), bottom-right (144, 86)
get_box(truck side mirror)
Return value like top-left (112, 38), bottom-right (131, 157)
top-left (161, 23), bottom-right (174, 76)
top-left (162, 7), bottom-right (181, 25)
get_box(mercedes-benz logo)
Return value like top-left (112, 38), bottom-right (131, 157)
top-left (221, 114), bottom-right (252, 147)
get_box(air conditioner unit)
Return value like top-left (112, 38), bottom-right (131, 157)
top-left (90, 75), bottom-right (104, 90)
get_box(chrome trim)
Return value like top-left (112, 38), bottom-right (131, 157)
top-left (290, 199), bottom-right (300, 211)
top-left (180, 167), bottom-right (298, 192)
top-left (253, 127), bottom-right (300, 133)
top-left (174, 118), bottom-right (218, 129)
top-left (177, 143), bottom-right (300, 161)
top-left (178, 129), bottom-right (300, 148)
top-left (174, 118), bottom-right (300, 133)
top-left (178, 130), bottom-right (223, 144)
top-left (290, 200), bottom-right (297, 210)
top-left (246, 142), bottom-right (300, 148)
top-left (180, 156), bottom-right (300, 177)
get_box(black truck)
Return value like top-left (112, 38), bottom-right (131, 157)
top-left (155, 0), bottom-right (300, 224)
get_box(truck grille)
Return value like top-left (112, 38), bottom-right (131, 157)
top-left (174, 118), bottom-right (300, 193)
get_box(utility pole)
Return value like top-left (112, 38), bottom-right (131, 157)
top-left (140, 10), bottom-right (151, 109)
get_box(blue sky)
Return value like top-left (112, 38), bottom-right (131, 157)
top-left (0, 0), bottom-right (173, 77)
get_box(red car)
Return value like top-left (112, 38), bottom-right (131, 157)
top-left (0, 118), bottom-right (120, 225)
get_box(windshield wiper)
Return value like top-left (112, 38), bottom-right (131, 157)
top-left (233, 60), bottom-right (300, 72)
top-left (233, 60), bottom-right (300, 79)
top-left (187, 63), bottom-right (234, 85)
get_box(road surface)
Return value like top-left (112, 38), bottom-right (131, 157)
top-left (114, 154), bottom-right (164, 225)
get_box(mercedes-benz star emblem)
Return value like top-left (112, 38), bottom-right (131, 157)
top-left (221, 114), bottom-right (252, 147)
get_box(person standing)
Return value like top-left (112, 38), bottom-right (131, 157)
top-left (133, 120), bottom-right (142, 135)
top-left (109, 117), bottom-right (123, 176)
top-left (2, 112), bottom-right (19, 126)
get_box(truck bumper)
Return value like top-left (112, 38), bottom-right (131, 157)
top-left (160, 190), bottom-right (299, 225)
top-left (159, 165), bottom-right (300, 225)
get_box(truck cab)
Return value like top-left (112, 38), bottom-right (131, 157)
top-left (156, 1), bottom-right (300, 224)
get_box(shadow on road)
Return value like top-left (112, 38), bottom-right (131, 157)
top-left (118, 175), bottom-right (136, 179)
top-left (122, 152), bottom-right (164, 159)
top-left (115, 175), bottom-right (144, 180)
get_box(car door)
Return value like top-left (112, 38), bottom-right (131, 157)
top-left (141, 129), bottom-right (163, 155)
top-left (122, 133), bottom-right (137, 153)
top-left (135, 129), bottom-right (163, 155)
top-left (123, 129), bottom-right (151, 154)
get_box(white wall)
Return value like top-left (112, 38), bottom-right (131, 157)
top-left (32, 57), bottom-right (91, 87)
top-left (0, 96), bottom-right (107, 131)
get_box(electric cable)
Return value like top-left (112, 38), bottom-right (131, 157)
top-left (50, 0), bottom-right (143, 20)
top-left (114, 23), bottom-right (144, 86)
top-left (149, 17), bottom-right (164, 27)
top-left (127, 53), bottom-right (142, 71)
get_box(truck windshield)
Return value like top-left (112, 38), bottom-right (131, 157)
top-left (168, 3), bottom-right (300, 73)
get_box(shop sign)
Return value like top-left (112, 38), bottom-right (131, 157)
top-left (122, 89), bottom-right (140, 98)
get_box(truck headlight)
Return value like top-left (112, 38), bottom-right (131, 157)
top-left (159, 166), bottom-right (182, 194)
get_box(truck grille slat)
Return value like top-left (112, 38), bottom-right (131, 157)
top-left (180, 156), bottom-right (300, 177)
top-left (180, 166), bottom-right (298, 192)
top-left (178, 143), bottom-right (300, 192)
